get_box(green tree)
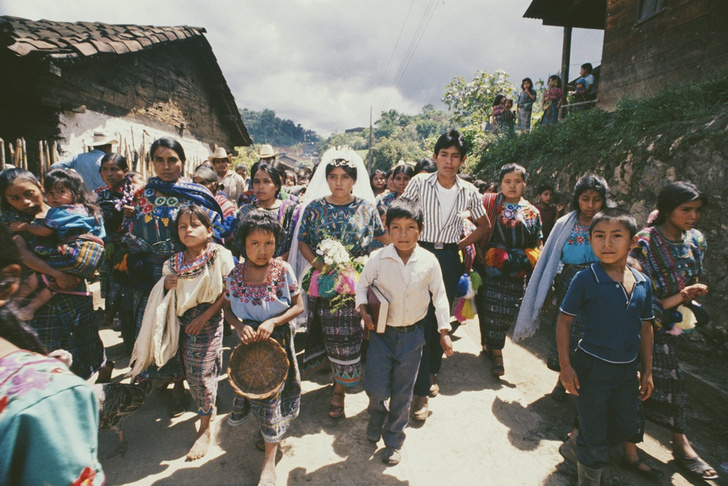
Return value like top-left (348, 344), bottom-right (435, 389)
top-left (442, 69), bottom-right (517, 127)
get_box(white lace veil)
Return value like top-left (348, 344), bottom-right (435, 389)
top-left (288, 146), bottom-right (374, 330)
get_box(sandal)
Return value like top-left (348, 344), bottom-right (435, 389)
top-left (329, 391), bottom-right (345, 418)
top-left (673, 453), bottom-right (719, 480)
top-left (621, 459), bottom-right (664, 481)
top-left (490, 352), bottom-right (505, 377)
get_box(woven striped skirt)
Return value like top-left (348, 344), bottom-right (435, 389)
top-left (645, 332), bottom-right (686, 433)
top-left (477, 276), bottom-right (526, 350)
top-left (231, 323), bottom-right (301, 442)
top-left (179, 303), bottom-right (223, 415)
top-left (302, 296), bottom-right (362, 387)
top-left (547, 263), bottom-right (590, 371)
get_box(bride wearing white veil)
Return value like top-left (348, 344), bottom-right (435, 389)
top-left (289, 146), bottom-right (388, 418)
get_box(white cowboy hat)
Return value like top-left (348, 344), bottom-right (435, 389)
top-left (256, 144), bottom-right (277, 159)
top-left (87, 130), bottom-right (118, 147)
top-left (208, 147), bottom-right (232, 161)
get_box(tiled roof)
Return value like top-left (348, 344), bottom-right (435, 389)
top-left (0, 15), bottom-right (206, 59)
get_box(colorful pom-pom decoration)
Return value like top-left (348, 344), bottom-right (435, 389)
top-left (525, 247), bottom-right (541, 268)
top-left (317, 273), bottom-right (337, 298)
top-left (470, 271), bottom-right (483, 292)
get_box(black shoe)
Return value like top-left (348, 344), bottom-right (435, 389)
top-left (366, 420), bottom-right (383, 443)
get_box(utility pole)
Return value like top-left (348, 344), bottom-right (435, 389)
top-left (367, 106), bottom-right (374, 173)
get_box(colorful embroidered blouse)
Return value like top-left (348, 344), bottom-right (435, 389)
top-left (95, 186), bottom-right (126, 235)
top-left (629, 227), bottom-right (706, 327)
top-left (128, 185), bottom-right (187, 257)
top-left (298, 197), bottom-right (385, 258)
top-left (43, 204), bottom-right (105, 240)
top-left (0, 350), bottom-right (105, 485)
top-left (224, 259), bottom-right (300, 323)
top-left (375, 191), bottom-right (397, 216)
top-left (489, 199), bottom-right (543, 250)
top-left (561, 222), bottom-right (597, 265)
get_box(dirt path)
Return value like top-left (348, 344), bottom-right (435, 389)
top-left (94, 304), bottom-right (726, 485)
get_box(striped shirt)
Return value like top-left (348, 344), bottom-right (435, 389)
top-left (402, 172), bottom-right (486, 244)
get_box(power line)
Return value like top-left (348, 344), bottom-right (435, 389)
top-left (384, 0), bottom-right (439, 109)
top-left (375, 0), bottom-right (416, 102)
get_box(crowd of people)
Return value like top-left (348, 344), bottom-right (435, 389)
top-left (490, 63), bottom-right (598, 135)
top-left (0, 127), bottom-right (718, 485)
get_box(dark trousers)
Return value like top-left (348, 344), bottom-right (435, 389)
top-left (413, 245), bottom-right (460, 397)
top-left (573, 349), bottom-right (640, 469)
top-left (365, 321), bottom-right (425, 449)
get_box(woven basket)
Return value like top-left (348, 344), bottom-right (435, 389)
top-left (227, 338), bottom-right (289, 399)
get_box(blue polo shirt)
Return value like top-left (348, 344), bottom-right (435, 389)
top-left (560, 262), bottom-right (654, 363)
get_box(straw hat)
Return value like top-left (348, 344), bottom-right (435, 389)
top-left (208, 147), bottom-right (231, 162)
top-left (256, 144), bottom-right (277, 159)
top-left (87, 130), bottom-right (118, 147)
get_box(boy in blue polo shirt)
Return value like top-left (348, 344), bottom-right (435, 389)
top-left (557, 208), bottom-right (655, 485)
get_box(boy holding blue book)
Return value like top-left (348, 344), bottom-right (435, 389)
top-left (355, 198), bottom-right (453, 466)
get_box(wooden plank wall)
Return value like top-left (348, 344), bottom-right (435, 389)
top-left (598, 0), bottom-right (728, 108)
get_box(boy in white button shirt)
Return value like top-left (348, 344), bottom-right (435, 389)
top-left (355, 198), bottom-right (453, 466)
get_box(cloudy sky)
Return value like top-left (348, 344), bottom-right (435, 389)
top-left (3, 0), bottom-right (603, 136)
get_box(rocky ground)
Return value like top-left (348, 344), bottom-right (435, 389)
top-left (92, 298), bottom-right (728, 486)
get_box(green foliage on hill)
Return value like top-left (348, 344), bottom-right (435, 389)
top-left (317, 104), bottom-right (453, 172)
top-left (240, 108), bottom-right (320, 147)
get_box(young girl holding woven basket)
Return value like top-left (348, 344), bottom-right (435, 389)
top-left (224, 209), bottom-right (303, 486)
top-left (129, 204), bottom-right (234, 461)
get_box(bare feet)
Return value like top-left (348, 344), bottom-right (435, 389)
top-left (258, 441), bottom-right (278, 485)
top-left (187, 415), bottom-right (212, 461)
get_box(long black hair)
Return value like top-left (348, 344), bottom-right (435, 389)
top-left (150, 137), bottom-right (186, 164)
top-left (652, 181), bottom-right (707, 226)
top-left (572, 174), bottom-right (609, 212)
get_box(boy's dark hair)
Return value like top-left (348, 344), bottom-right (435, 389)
top-left (150, 137), bottom-right (186, 164)
top-left (572, 174), bottom-right (609, 212)
top-left (386, 198), bottom-right (424, 229)
top-left (325, 159), bottom-right (358, 181)
top-left (589, 208), bottom-right (638, 238)
top-left (581, 63), bottom-right (593, 73)
top-left (499, 163), bottom-right (528, 183)
top-left (175, 204), bottom-right (213, 244)
top-left (537, 184), bottom-right (554, 195)
top-left (414, 157), bottom-right (437, 175)
top-left (433, 129), bottom-right (467, 158)
top-left (232, 209), bottom-right (283, 258)
top-left (0, 168), bottom-right (42, 212)
top-left (652, 181), bottom-right (707, 227)
top-left (44, 169), bottom-right (101, 218)
top-left (99, 153), bottom-right (129, 172)
top-left (392, 164), bottom-right (414, 179)
top-left (251, 162), bottom-right (283, 196)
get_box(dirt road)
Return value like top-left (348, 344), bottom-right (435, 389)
top-left (95, 313), bottom-right (726, 485)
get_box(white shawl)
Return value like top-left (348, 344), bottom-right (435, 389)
top-left (127, 276), bottom-right (179, 378)
top-left (513, 211), bottom-right (578, 341)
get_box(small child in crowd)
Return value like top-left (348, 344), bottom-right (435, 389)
top-left (10, 169), bottom-right (105, 320)
top-left (355, 198), bottom-right (453, 466)
top-left (542, 75), bottom-right (563, 126)
top-left (557, 208), bottom-right (654, 485)
top-left (517, 77), bottom-right (537, 132)
top-left (224, 210), bottom-right (303, 485)
top-left (534, 184), bottom-right (563, 241)
top-left (501, 98), bottom-right (516, 138)
top-left (573, 78), bottom-right (588, 111)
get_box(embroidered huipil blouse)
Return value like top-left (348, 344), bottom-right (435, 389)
top-left (224, 259), bottom-right (300, 323)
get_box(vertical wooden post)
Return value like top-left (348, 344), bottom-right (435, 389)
top-left (0, 138), bottom-right (5, 170)
top-left (561, 25), bottom-right (572, 91)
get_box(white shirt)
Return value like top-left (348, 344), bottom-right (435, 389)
top-left (354, 244), bottom-right (451, 331)
top-left (437, 181), bottom-right (458, 229)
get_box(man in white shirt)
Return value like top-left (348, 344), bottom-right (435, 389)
top-left (401, 129), bottom-right (491, 421)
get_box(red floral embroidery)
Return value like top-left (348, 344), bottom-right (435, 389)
top-left (71, 467), bottom-right (95, 486)
top-left (226, 260), bottom-right (293, 305)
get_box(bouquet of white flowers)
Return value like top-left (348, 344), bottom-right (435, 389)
top-left (302, 238), bottom-right (367, 302)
